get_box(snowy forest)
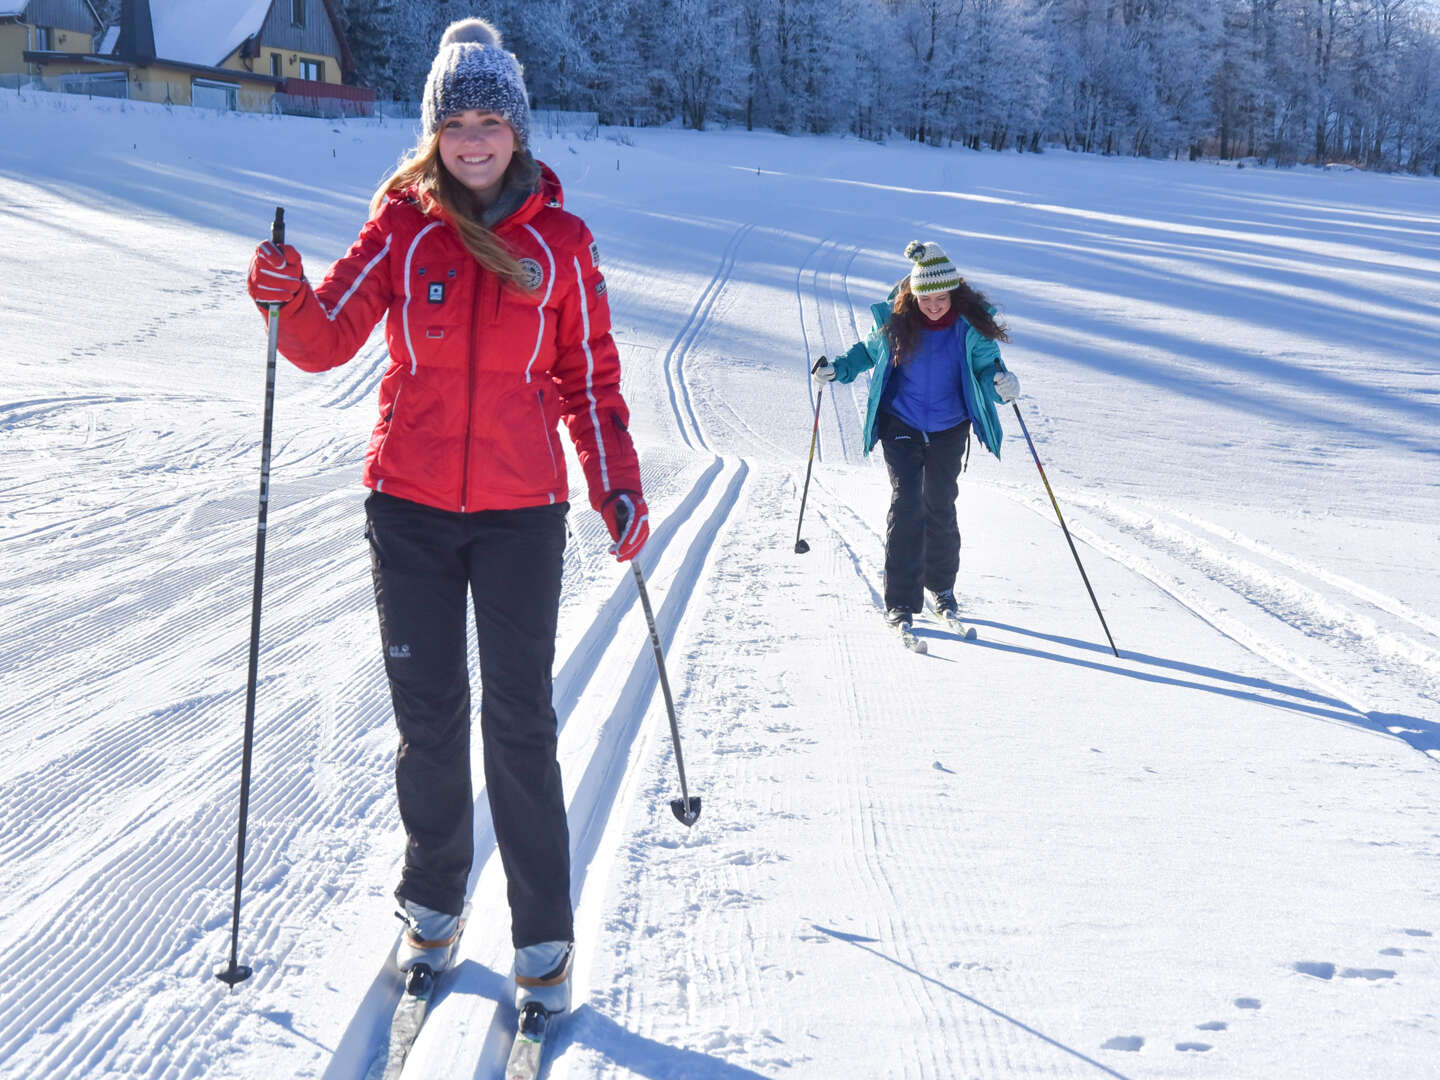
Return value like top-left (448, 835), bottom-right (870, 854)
top-left (78, 1), bottom-right (1439, 172)
top-left (318, 0), bottom-right (1440, 172)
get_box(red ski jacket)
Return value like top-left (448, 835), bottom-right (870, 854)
top-left (269, 165), bottom-right (641, 514)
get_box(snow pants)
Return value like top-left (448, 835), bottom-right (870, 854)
top-left (877, 413), bottom-right (971, 613)
top-left (364, 490), bottom-right (573, 949)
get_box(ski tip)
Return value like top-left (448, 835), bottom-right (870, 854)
top-left (915, 640), bottom-right (928, 654)
top-left (964, 628), bottom-right (978, 641)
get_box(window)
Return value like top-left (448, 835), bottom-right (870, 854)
top-left (270, 53), bottom-right (282, 77)
top-left (61, 72), bottom-right (128, 99)
top-left (35, 26), bottom-right (51, 51)
top-left (192, 79), bottom-right (239, 112)
top-left (291, 0), bottom-right (306, 28)
top-left (299, 59), bottom-right (322, 82)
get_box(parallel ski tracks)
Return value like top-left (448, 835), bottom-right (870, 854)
top-left (1027, 486), bottom-right (1440, 749)
top-left (322, 455), bottom-right (750, 1079)
top-left (795, 237), bottom-right (869, 468)
top-left (810, 455), bottom-right (1439, 763)
top-left (662, 224), bottom-right (753, 452)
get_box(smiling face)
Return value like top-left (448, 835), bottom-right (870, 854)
top-left (437, 109), bottom-right (517, 206)
top-left (916, 289), bottom-right (952, 322)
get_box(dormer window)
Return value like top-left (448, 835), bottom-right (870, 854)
top-left (291, 0), bottom-right (306, 28)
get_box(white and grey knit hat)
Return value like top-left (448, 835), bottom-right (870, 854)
top-left (905, 240), bottom-right (962, 295)
top-left (421, 18), bottom-right (531, 145)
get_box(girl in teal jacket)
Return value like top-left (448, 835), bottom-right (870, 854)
top-left (814, 241), bottom-right (1019, 629)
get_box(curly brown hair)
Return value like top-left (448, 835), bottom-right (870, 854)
top-left (887, 277), bottom-right (1009, 367)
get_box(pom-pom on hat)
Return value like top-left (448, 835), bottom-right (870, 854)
top-left (905, 240), bottom-right (962, 295)
top-left (422, 18), bottom-right (531, 146)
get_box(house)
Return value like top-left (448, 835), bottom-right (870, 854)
top-left (4, 0), bottom-right (372, 115)
top-left (0, 2), bottom-right (103, 72)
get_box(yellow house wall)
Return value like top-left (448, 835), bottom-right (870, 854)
top-left (0, 23), bottom-right (93, 70)
top-left (0, 24), bottom-right (29, 72)
top-left (48, 26), bottom-right (92, 53)
top-left (221, 46), bottom-right (341, 85)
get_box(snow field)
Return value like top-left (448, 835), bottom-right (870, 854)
top-left (1, 88), bottom-right (1438, 1078)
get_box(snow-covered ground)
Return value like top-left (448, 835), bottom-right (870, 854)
top-left (1, 89), bottom-right (1437, 1079)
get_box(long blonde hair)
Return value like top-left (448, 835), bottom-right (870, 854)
top-left (371, 131), bottom-right (534, 292)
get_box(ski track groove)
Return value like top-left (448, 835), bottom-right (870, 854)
top-left (316, 457), bottom-right (748, 1078)
top-left (662, 223), bottom-right (751, 451)
top-left (1008, 481), bottom-right (1440, 732)
top-left (436, 460), bottom-right (752, 1077)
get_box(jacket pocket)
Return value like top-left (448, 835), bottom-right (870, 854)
top-left (536, 391), bottom-right (560, 481)
top-left (374, 385), bottom-right (403, 467)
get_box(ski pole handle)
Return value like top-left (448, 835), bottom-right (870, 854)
top-left (271, 206), bottom-right (285, 248)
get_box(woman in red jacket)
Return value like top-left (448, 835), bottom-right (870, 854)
top-left (246, 18), bottom-right (647, 1018)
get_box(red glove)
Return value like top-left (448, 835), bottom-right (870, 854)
top-left (601, 491), bottom-right (649, 562)
top-left (247, 240), bottom-right (305, 306)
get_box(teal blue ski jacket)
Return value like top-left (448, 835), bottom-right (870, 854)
top-left (830, 294), bottom-right (1007, 459)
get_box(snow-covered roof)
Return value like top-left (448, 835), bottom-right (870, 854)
top-left (148, 0), bottom-right (274, 69)
top-left (0, 1), bottom-right (29, 17)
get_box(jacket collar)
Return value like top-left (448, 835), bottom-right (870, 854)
top-left (392, 155), bottom-right (565, 233)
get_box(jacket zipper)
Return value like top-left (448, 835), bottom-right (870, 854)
top-left (460, 271), bottom-right (481, 512)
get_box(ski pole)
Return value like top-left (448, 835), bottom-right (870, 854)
top-left (630, 562), bottom-right (701, 826)
top-left (1005, 391), bottom-right (1118, 658)
top-left (216, 205), bottom-right (285, 988)
top-left (793, 357), bottom-right (827, 554)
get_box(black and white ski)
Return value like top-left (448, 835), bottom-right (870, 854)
top-left (364, 908), bottom-right (469, 1080)
top-left (936, 610), bottom-right (978, 641)
top-left (895, 622), bottom-right (927, 653)
top-left (505, 1003), bottom-right (556, 1080)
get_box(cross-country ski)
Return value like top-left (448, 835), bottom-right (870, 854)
top-left (503, 1003), bottom-right (556, 1080)
top-left (3, 5), bottom-right (1439, 1077)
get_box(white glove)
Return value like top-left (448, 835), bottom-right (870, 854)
top-left (813, 357), bottom-right (837, 383)
top-left (993, 369), bottom-right (1020, 403)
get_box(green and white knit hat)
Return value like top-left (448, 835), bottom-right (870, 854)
top-left (905, 240), bottom-right (961, 295)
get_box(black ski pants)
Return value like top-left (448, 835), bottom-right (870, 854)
top-left (364, 490), bottom-right (572, 949)
top-left (877, 412), bottom-right (971, 613)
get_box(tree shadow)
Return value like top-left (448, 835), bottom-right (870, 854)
top-left (968, 617), bottom-right (1440, 758)
top-left (810, 924), bottom-right (1135, 1079)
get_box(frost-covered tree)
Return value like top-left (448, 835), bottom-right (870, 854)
top-left (322, 0), bottom-right (1440, 171)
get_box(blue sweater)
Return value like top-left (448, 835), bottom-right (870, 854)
top-left (882, 320), bottom-right (972, 433)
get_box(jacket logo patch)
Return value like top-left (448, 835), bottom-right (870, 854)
top-left (594, 279), bottom-right (607, 296)
top-left (589, 241), bottom-right (600, 268)
top-left (427, 282), bottom-right (445, 303)
top-left (519, 258), bottom-right (544, 291)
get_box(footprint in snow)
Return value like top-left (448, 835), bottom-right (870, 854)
top-left (1102, 1036), bottom-right (1143, 1052)
top-left (1234, 998), bottom-right (1262, 1010)
top-left (1175, 1042), bottom-right (1212, 1053)
top-left (1293, 961), bottom-right (1395, 981)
